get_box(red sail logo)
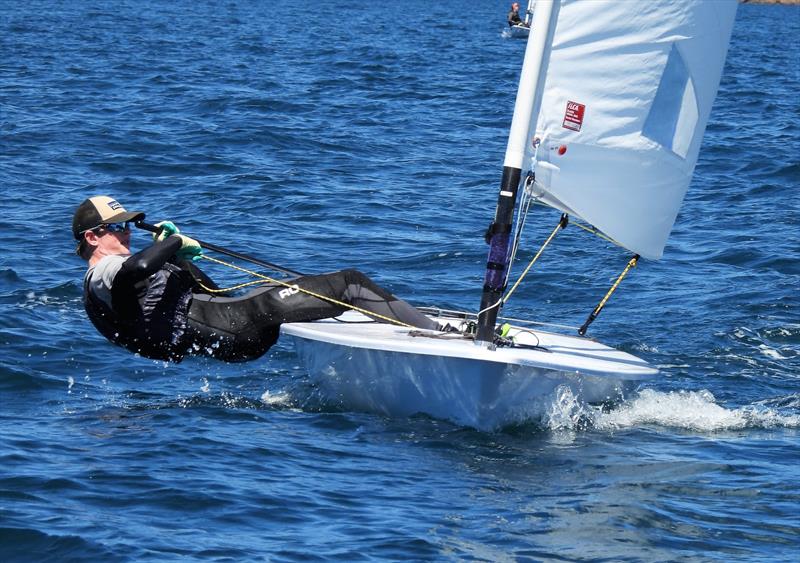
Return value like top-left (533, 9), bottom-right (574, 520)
top-left (562, 101), bottom-right (585, 132)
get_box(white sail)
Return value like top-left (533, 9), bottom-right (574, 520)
top-left (283, 0), bottom-right (683, 430)
top-left (521, 0), bottom-right (737, 259)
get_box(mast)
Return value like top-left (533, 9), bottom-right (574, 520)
top-left (476, 0), bottom-right (558, 345)
top-left (524, 0), bottom-right (535, 26)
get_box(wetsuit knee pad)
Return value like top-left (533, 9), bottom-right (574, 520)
top-left (339, 269), bottom-right (394, 300)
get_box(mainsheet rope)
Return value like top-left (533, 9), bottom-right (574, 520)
top-left (196, 211), bottom-right (634, 334)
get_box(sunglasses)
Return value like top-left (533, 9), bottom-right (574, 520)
top-left (94, 222), bottom-right (131, 234)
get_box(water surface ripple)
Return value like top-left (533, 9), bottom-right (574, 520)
top-left (1, 1), bottom-right (798, 561)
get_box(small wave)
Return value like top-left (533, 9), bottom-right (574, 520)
top-left (533, 386), bottom-right (799, 434)
top-left (0, 268), bottom-right (22, 283)
top-left (0, 366), bottom-right (76, 393)
top-left (755, 393), bottom-right (800, 410)
top-left (260, 389), bottom-right (294, 408)
top-left (729, 324), bottom-right (800, 368)
top-left (775, 161), bottom-right (800, 181)
top-left (2, 282), bottom-right (82, 309)
top-left (0, 527), bottom-right (118, 562)
top-left (174, 391), bottom-right (275, 411)
top-left (588, 388), bottom-right (800, 432)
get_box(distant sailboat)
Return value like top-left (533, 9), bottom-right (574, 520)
top-left (282, 0), bottom-right (738, 431)
top-left (507, 0), bottom-right (535, 39)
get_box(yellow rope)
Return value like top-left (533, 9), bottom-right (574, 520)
top-left (595, 255), bottom-right (638, 312)
top-left (196, 255), bottom-right (415, 328)
top-left (570, 220), bottom-right (618, 245)
top-left (476, 217), bottom-right (565, 317)
top-left (501, 219), bottom-right (564, 305)
top-left (481, 209), bottom-right (634, 325)
top-left (530, 201), bottom-right (618, 245)
top-left (194, 206), bottom-right (627, 332)
top-left (578, 254), bottom-right (639, 335)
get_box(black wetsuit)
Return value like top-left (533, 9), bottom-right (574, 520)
top-left (508, 9), bottom-right (522, 27)
top-left (83, 235), bottom-right (438, 362)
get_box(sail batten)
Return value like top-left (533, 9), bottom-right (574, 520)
top-left (522, 0), bottom-right (737, 259)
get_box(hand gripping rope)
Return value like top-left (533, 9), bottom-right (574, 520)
top-left (135, 220), bottom-right (418, 329)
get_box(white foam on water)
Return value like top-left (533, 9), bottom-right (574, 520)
top-left (592, 389), bottom-right (800, 432)
top-left (260, 389), bottom-right (293, 407)
top-left (539, 387), bottom-right (800, 433)
top-left (758, 344), bottom-right (786, 360)
top-left (545, 385), bottom-right (585, 432)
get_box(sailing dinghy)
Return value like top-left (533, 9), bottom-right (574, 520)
top-left (506, 0), bottom-right (535, 39)
top-left (282, 0), bottom-right (738, 431)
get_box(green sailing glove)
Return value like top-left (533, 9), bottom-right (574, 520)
top-left (175, 234), bottom-right (203, 262)
top-left (153, 220), bottom-right (180, 242)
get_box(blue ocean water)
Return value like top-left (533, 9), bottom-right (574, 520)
top-left (2, 0), bottom-right (799, 560)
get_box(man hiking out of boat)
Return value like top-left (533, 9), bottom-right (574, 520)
top-left (74, 196), bottom-right (441, 363)
top-left (507, 2), bottom-right (523, 27)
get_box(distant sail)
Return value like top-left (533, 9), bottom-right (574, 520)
top-left (525, 0), bottom-right (737, 259)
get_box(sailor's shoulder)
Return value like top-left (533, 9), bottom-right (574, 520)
top-left (89, 254), bottom-right (128, 286)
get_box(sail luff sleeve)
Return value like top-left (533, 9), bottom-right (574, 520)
top-left (477, 1), bottom-right (560, 345)
top-left (504, 0), bottom-right (558, 170)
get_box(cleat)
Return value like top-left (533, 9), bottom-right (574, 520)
top-left (438, 323), bottom-right (461, 334)
top-left (493, 323), bottom-right (514, 347)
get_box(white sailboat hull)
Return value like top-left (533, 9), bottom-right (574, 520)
top-left (506, 24), bottom-right (530, 39)
top-left (282, 311), bottom-right (657, 431)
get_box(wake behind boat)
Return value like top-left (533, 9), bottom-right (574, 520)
top-left (283, 0), bottom-right (738, 430)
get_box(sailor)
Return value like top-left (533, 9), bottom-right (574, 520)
top-left (507, 2), bottom-right (523, 27)
top-left (74, 195), bottom-right (440, 363)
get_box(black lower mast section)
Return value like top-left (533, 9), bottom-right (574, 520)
top-left (476, 165), bottom-right (522, 344)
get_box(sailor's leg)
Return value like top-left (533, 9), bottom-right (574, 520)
top-left (182, 269), bottom-right (437, 362)
top-left (182, 276), bottom-right (349, 362)
top-left (184, 291), bottom-right (280, 362)
top-left (272, 269), bottom-right (438, 330)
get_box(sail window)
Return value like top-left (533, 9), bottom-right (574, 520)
top-left (642, 44), bottom-right (698, 159)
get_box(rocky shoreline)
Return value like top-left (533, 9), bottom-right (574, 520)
top-left (741, 0), bottom-right (800, 5)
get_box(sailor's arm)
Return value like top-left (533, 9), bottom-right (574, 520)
top-left (113, 236), bottom-right (184, 289)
